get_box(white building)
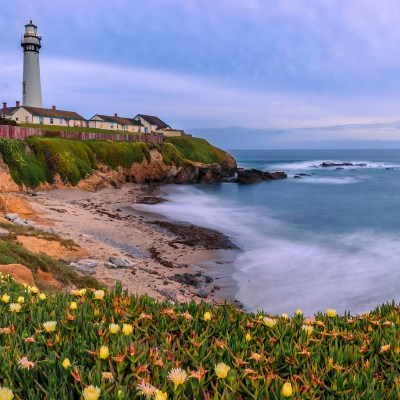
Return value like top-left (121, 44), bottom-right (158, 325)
top-left (88, 114), bottom-right (143, 132)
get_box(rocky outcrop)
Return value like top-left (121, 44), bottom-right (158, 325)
top-left (233, 168), bottom-right (287, 184)
top-left (0, 154), bottom-right (20, 192)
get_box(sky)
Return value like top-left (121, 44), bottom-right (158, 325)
top-left (2, 0), bottom-right (400, 148)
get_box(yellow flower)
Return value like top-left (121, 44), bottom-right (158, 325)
top-left (43, 321), bottom-right (57, 332)
top-left (295, 309), bottom-right (303, 316)
top-left (203, 311), bottom-right (212, 322)
top-left (281, 313), bottom-right (289, 319)
top-left (215, 362), bottom-right (230, 379)
top-left (17, 296), bottom-right (25, 304)
top-left (380, 344), bottom-right (391, 353)
top-left (71, 289), bottom-right (86, 296)
top-left (99, 345), bottom-right (109, 359)
top-left (301, 324), bottom-right (314, 336)
top-left (245, 333), bottom-right (252, 341)
top-left (281, 382), bottom-right (293, 397)
top-left (109, 323), bottom-right (120, 334)
top-left (263, 317), bottom-right (277, 328)
top-left (154, 390), bottom-right (168, 400)
top-left (82, 385), bottom-right (101, 400)
top-left (326, 309), bottom-right (337, 317)
top-left (0, 387), bottom-right (14, 400)
top-left (9, 303), bottom-right (21, 313)
top-left (94, 290), bottom-right (105, 300)
top-left (69, 302), bottom-right (78, 310)
top-left (62, 358), bottom-right (71, 369)
top-left (30, 287), bottom-right (39, 294)
top-left (122, 324), bottom-right (133, 335)
top-left (167, 367), bottom-right (187, 389)
top-left (1, 294), bottom-right (10, 303)
top-left (93, 309), bottom-right (100, 317)
top-left (39, 293), bottom-right (46, 301)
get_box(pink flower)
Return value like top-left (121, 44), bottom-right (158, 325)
top-left (18, 356), bottom-right (35, 370)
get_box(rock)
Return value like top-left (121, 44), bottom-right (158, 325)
top-left (108, 256), bottom-right (136, 269)
top-left (13, 218), bottom-right (28, 226)
top-left (69, 262), bottom-right (96, 275)
top-left (235, 168), bottom-right (287, 184)
top-left (76, 259), bottom-right (98, 269)
top-left (293, 175), bottom-right (302, 179)
top-left (197, 289), bottom-right (209, 298)
top-left (4, 213), bottom-right (19, 221)
top-left (105, 262), bottom-right (118, 269)
top-left (0, 264), bottom-right (35, 286)
top-left (204, 275), bottom-right (213, 283)
top-left (0, 228), bottom-right (10, 237)
top-left (159, 288), bottom-right (178, 302)
top-left (171, 273), bottom-right (201, 287)
top-left (298, 173), bottom-right (311, 176)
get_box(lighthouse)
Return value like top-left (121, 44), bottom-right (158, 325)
top-left (21, 21), bottom-right (43, 108)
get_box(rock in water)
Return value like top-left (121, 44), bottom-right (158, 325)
top-left (235, 168), bottom-right (287, 184)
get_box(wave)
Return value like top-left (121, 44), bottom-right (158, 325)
top-left (134, 185), bottom-right (400, 316)
top-left (292, 176), bottom-right (361, 185)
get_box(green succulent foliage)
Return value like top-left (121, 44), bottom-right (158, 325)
top-left (0, 275), bottom-right (398, 399)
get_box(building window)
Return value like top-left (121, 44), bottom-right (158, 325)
top-left (39, 116), bottom-right (44, 124)
top-left (138, 128), bottom-right (141, 133)
top-left (15, 117), bottom-right (19, 121)
top-left (25, 116), bottom-right (29, 122)
top-left (80, 121), bottom-right (83, 127)
top-left (60, 118), bottom-right (63, 124)
top-left (50, 118), bottom-right (54, 124)
top-left (144, 127), bottom-right (148, 133)
top-left (111, 124), bottom-right (114, 129)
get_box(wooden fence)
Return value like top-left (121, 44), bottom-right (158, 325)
top-left (0, 125), bottom-right (164, 144)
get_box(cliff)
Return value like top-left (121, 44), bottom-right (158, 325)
top-left (0, 136), bottom-right (237, 191)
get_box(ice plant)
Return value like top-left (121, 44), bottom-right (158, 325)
top-left (301, 324), bottom-right (314, 336)
top-left (82, 385), bottom-right (101, 400)
top-left (30, 287), bottom-right (39, 294)
top-left (17, 296), bottom-right (24, 304)
top-left (245, 333), bottom-right (252, 341)
top-left (154, 390), bottom-right (168, 400)
top-left (9, 303), bottom-right (21, 313)
top-left (168, 367), bottom-right (188, 389)
top-left (281, 382), bottom-right (293, 397)
top-left (263, 317), bottom-right (277, 328)
top-left (203, 311), bottom-right (212, 322)
top-left (295, 309), bottom-right (303, 316)
top-left (62, 358), bottom-right (71, 369)
top-left (69, 301), bottom-right (77, 310)
top-left (1, 294), bottom-right (10, 303)
top-left (101, 372), bottom-right (114, 382)
top-left (281, 313), bottom-right (289, 319)
top-left (18, 356), bottom-right (35, 370)
top-left (99, 345), bottom-right (109, 359)
top-left (43, 321), bottom-right (57, 332)
top-left (122, 323), bottom-right (133, 335)
top-left (94, 290), bottom-right (105, 300)
top-left (39, 293), bottom-right (46, 300)
top-left (0, 387), bottom-right (14, 400)
top-left (136, 381), bottom-right (156, 397)
top-left (109, 323), bottom-right (120, 334)
top-left (215, 362), bottom-right (230, 379)
top-left (326, 309), bottom-right (337, 317)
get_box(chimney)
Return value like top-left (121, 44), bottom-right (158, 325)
top-left (52, 105), bottom-right (56, 110)
top-left (2, 102), bottom-right (7, 110)
top-left (114, 113), bottom-right (118, 117)
top-left (16, 101), bottom-right (20, 107)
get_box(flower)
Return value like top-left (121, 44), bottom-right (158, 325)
top-left (39, 293), bottom-right (46, 300)
top-left (263, 317), bottom-right (277, 328)
top-left (62, 358), bottom-right (71, 369)
top-left (82, 385), bottom-right (101, 400)
top-left (215, 362), bottom-right (230, 379)
top-left (250, 352), bottom-right (262, 362)
top-left (69, 301), bottom-right (78, 310)
top-left (136, 381), bottom-right (156, 397)
top-left (94, 290), bottom-right (105, 300)
top-left (301, 324), bottom-right (314, 336)
top-left (101, 371), bottom-right (114, 382)
top-left (109, 323), bottom-right (120, 334)
top-left (281, 313), bottom-right (289, 319)
top-left (17, 296), bottom-right (25, 304)
top-left (281, 382), bottom-right (293, 397)
top-left (245, 333), bottom-right (252, 341)
top-left (1, 294), bottom-right (10, 303)
top-left (71, 289), bottom-right (86, 296)
top-left (18, 356), bottom-right (35, 370)
top-left (99, 345), bottom-right (109, 359)
top-left (122, 323), bottom-right (133, 335)
top-left (203, 311), bottom-right (212, 322)
top-left (43, 321), bottom-right (57, 332)
top-left (295, 309), bottom-right (303, 316)
top-left (93, 309), bottom-right (100, 317)
top-left (326, 309), bottom-right (337, 317)
top-left (168, 367), bottom-right (187, 389)
top-left (154, 390), bottom-right (168, 400)
top-left (380, 344), bottom-right (391, 353)
top-left (0, 387), bottom-right (14, 400)
top-left (9, 303), bottom-right (21, 313)
top-left (30, 287), bottom-right (39, 294)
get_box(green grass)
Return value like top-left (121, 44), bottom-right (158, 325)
top-left (167, 136), bottom-right (233, 165)
top-left (0, 276), bottom-right (398, 398)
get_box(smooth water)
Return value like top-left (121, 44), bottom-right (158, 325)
top-left (138, 149), bottom-right (400, 316)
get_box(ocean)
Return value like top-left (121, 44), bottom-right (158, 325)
top-left (138, 149), bottom-right (400, 316)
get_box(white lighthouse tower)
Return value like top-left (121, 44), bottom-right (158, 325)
top-left (21, 21), bottom-right (43, 108)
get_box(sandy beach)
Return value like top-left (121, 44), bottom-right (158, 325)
top-left (25, 184), bottom-right (240, 306)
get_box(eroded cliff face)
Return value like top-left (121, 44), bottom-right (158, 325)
top-left (0, 154), bottom-right (20, 192)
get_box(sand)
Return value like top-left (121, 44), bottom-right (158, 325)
top-left (25, 184), bottom-right (240, 306)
